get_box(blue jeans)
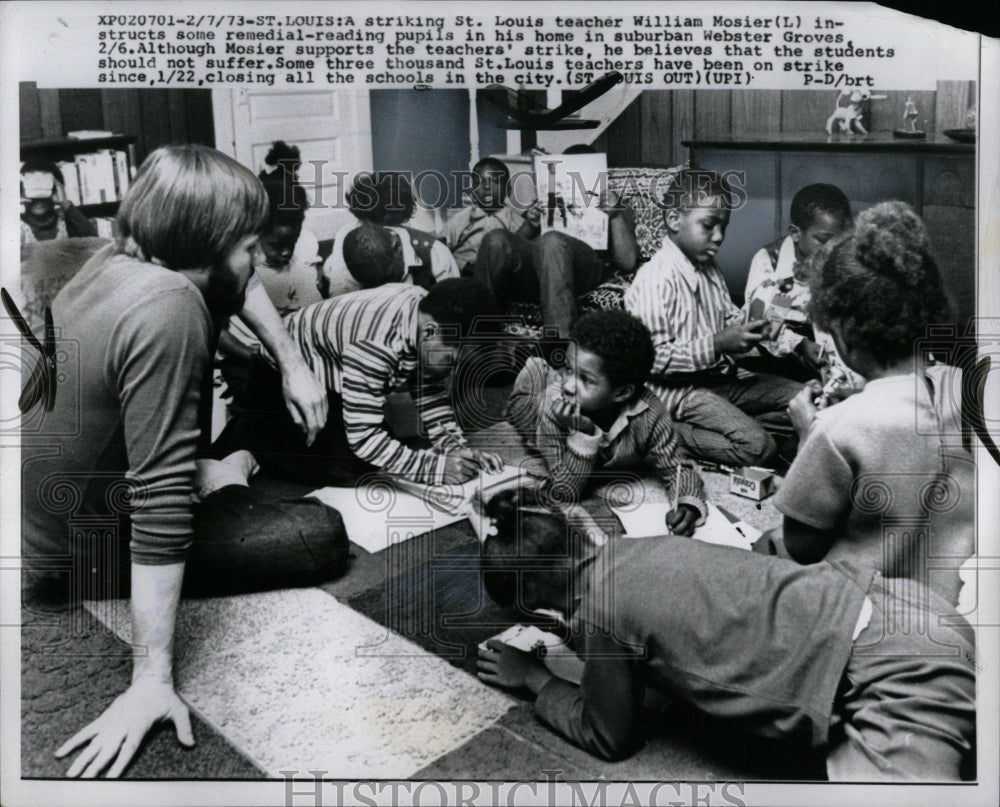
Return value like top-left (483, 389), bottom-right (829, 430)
top-left (22, 483), bottom-right (349, 602)
top-left (214, 352), bottom-right (379, 487)
top-left (669, 372), bottom-right (804, 467)
top-left (474, 229), bottom-right (606, 338)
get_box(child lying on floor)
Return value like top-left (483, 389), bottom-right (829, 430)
top-left (770, 200), bottom-right (975, 607)
top-left (475, 486), bottom-right (975, 780)
top-left (504, 309), bottom-right (706, 536)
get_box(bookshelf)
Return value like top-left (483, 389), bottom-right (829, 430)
top-left (20, 134), bottom-right (136, 220)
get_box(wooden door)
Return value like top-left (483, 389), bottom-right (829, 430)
top-left (213, 89), bottom-right (373, 240)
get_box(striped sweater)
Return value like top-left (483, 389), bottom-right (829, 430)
top-left (505, 358), bottom-right (707, 517)
top-left (284, 284), bottom-right (466, 484)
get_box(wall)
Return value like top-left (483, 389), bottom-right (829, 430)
top-left (370, 90), bottom-right (471, 218)
top-left (19, 83), bottom-right (215, 166)
top-left (593, 83), bottom-right (975, 167)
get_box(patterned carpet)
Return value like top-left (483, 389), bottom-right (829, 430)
top-left (21, 419), bottom-right (802, 782)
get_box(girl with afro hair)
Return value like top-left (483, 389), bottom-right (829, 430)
top-left (772, 201), bottom-right (974, 607)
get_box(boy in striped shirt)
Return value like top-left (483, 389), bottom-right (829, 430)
top-left (215, 278), bottom-right (502, 487)
top-left (505, 310), bottom-right (707, 536)
top-left (624, 170), bottom-right (803, 468)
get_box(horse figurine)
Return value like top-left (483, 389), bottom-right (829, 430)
top-left (825, 88), bottom-right (886, 135)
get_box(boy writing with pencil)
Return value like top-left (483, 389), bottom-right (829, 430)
top-left (504, 310), bottom-right (706, 536)
top-left (625, 169), bottom-right (803, 467)
top-left (215, 278), bottom-right (503, 487)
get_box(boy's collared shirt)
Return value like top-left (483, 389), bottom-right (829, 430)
top-left (624, 236), bottom-right (743, 414)
top-left (744, 235), bottom-right (865, 389)
top-left (442, 202), bottom-right (523, 271)
top-left (744, 236), bottom-right (810, 356)
top-left (745, 235), bottom-right (803, 301)
top-left (505, 357), bottom-right (707, 517)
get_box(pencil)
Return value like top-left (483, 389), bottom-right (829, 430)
top-left (672, 463), bottom-right (680, 513)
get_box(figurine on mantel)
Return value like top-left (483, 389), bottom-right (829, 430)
top-left (825, 88), bottom-right (887, 135)
top-left (893, 95), bottom-right (927, 139)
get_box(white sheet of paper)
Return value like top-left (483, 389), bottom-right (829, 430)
top-left (611, 500), bottom-right (758, 551)
top-left (534, 152), bottom-right (609, 251)
top-left (306, 486), bottom-right (466, 554)
top-left (310, 465), bottom-right (527, 553)
top-left (480, 624), bottom-right (584, 685)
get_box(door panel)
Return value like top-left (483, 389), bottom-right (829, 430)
top-left (213, 89), bottom-right (373, 240)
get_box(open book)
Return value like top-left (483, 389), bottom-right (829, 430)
top-left (534, 152), bottom-right (609, 251)
top-left (385, 464), bottom-right (525, 517)
top-left (479, 624), bottom-right (584, 685)
top-left (309, 465), bottom-right (530, 554)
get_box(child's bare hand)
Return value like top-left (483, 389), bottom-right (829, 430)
top-left (441, 452), bottom-right (479, 484)
top-left (597, 187), bottom-right (626, 216)
top-left (550, 398), bottom-right (596, 435)
top-left (713, 320), bottom-right (766, 355)
top-left (665, 504), bottom-right (699, 537)
top-left (52, 180), bottom-right (70, 209)
top-left (471, 449), bottom-right (504, 474)
top-left (788, 382), bottom-right (821, 441)
top-left (477, 639), bottom-right (548, 691)
top-left (522, 201), bottom-right (542, 226)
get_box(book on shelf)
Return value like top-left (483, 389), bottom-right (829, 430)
top-left (66, 130), bottom-right (115, 140)
top-left (112, 150), bottom-right (130, 198)
top-left (56, 160), bottom-right (82, 206)
top-left (93, 150), bottom-right (117, 203)
top-left (72, 149), bottom-right (130, 206)
top-left (94, 217), bottom-right (113, 239)
top-left (75, 153), bottom-right (102, 205)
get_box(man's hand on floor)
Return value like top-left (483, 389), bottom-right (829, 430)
top-left (55, 677), bottom-right (194, 778)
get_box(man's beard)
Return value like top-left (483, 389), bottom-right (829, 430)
top-left (202, 265), bottom-right (248, 321)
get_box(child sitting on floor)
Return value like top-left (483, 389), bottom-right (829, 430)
top-left (772, 201), bottom-right (974, 607)
top-left (475, 486), bottom-right (975, 780)
top-left (472, 146), bottom-right (640, 340)
top-left (743, 183), bottom-right (860, 389)
top-left (442, 157), bottom-right (538, 275)
top-left (625, 169), bottom-right (803, 468)
top-left (214, 278), bottom-right (503, 487)
top-left (341, 224), bottom-right (406, 289)
top-left (221, 141), bottom-right (329, 400)
top-left (504, 309), bottom-right (706, 536)
top-left (323, 171), bottom-right (459, 297)
top-left (252, 141), bottom-right (324, 314)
